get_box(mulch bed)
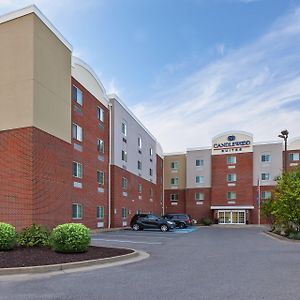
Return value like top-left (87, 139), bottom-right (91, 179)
top-left (0, 246), bottom-right (133, 268)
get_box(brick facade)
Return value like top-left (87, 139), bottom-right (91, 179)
top-left (111, 165), bottom-right (162, 227)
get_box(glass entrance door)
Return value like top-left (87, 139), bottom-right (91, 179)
top-left (218, 210), bottom-right (246, 224)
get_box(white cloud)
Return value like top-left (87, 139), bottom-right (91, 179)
top-left (131, 6), bottom-right (300, 153)
top-left (216, 43), bottom-right (225, 56)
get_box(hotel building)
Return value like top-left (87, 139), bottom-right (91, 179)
top-left (164, 131), bottom-right (300, 224)
top-left (0, 6), bottom-right (163, 230)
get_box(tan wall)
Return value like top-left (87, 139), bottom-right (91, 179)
top-left (164, 154), bottom-right (186, 189)
top-left (0, 14), bottom-right (34, 131)
top-left (0, 13), bottom-right (71, 143)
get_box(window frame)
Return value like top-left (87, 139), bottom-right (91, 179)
top-left (97, 106), bottom-right (104, 122)
top-left (72, 85), bottom-right (83, 106)
top-left (97, 170), bottom-right (105, 185)
top-left (97, 206), bottom-right (104, 219)
top-left (72, 203), bottom-right (82, 219)
top-left (227, 174), bottom-right (237, 182)
top-left (72, 161), bottom-right (83, 179)
top-left (195, 192), bottom-right (204, 201)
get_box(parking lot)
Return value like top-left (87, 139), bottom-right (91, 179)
top-left (1, 226), bottom-right (300, 300)
top-left (91, 227), bottom-right (198, 250)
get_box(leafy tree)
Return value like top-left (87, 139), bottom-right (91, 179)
top-left (261, 199), bottom-right (275, 229)
top-left (271, 167), bottom-right (300, 232)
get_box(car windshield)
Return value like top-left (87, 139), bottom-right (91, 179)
top-left (147, 214), bottom-right (159, 220)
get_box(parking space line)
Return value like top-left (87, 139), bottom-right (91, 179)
top-left (97, 233), bottom-right (173, 239)
top-left (92, 238), bottom-right (162, 245)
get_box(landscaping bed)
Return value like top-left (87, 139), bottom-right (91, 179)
top-left (0, 246), bottom-right (133, 268)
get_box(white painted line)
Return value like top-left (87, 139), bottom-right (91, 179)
top-left (97, 234), bottom-right (173, 239)
top-left (92, 238), bottom-right (162, 245)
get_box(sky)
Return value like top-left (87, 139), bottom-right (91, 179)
top-left (1, 0), bottom-right (300, 152)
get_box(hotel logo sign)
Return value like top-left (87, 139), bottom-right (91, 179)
top-left (212, 132), bottom-right (253, 155)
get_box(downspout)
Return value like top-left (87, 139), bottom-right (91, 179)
top-left (162, 156), bottom-right (165, 216)
top-left (108, 102), bottom-right (112, 228)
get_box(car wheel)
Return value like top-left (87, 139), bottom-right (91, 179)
top-left (132, 224), bottom-right (140, 231)
top-left (160, 224), bottom-right (168, 232)
top-left (179, 223), bottom-right (185, 229)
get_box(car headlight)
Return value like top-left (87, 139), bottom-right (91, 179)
top-left (167, 221), bottom-right (173, 225)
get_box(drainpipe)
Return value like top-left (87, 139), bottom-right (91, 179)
top-left (108, 102), bottom-right (112, 228)
top-left (162, 157), bottom-right (165, 216)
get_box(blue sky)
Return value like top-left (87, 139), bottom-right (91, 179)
top-left (1, 0), bottom-right (300, 152)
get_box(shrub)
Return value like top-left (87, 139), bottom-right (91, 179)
top-left (0, 222), bottom-right (17, 250)
top-left (294, 232), bottom-right (300, 240)
top-left (18, 224), bottom-right (50, 247)
top-left (201, 217), bottom-right (213, 226)
top-left (50, 223), bottom-right (91, 253)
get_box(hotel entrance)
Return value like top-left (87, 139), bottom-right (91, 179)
top-left (218, 210), bottom-right (245, 224)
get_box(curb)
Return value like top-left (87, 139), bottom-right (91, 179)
top-left (0, 249), bottom-right (145, 276)
top-left (91, 227), bottom-right (130, 234)
top-left (263, 231), bottom-right (300, 243)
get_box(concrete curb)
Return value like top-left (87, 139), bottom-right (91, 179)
top-left (263, 231), bottom-right (300, 243)
top-left (0, 249), bottom-right (147, 276)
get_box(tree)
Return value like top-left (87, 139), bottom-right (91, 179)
top-left (261, 199), bottom-right (275, 229)
top-left (271, 167), bottom-right (300, 232)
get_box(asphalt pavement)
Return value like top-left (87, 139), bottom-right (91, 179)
top-left (1, 226), bottom-right (300, 300)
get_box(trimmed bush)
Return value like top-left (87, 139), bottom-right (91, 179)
top-left (50, 223), bottom-right (91, 253)
top-left (0, 222), bottom-right (17, 250)
top-left (18, 224), bottom-right (50, 248)
top-left (201, 217), bottom-right (213, 226)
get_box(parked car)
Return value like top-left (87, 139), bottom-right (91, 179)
top-left (162, 213), bottom-right (193, 229)
top-left (130, 214), bottom-right (176, 232)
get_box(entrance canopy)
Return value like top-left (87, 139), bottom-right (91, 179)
top-left (210, 206), bottom-right (254, 210)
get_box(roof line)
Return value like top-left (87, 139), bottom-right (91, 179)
top-left (0, 4), bottom-right (72, 51)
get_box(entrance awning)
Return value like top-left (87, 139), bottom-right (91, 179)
top-left (210, 206), bottom-right (254, 210)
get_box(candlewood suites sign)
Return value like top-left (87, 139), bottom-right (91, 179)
top-left (212, 132), bottom-right (253, 155)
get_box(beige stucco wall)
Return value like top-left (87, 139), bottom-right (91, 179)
top-left (0, 14), bottom-right (34, 132)
top-left (164, 154), bottom-right (186, 189)
top-left (0, 13), bottom-right (71, 143)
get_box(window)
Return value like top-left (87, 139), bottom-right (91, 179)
top-left (195, 192), bottom-right (204, 201)
top-left (227, 174), bottom-right (237, 182)
top-left (72, 85), bottom-right (83, 106)
top-left (171, 177), bottom-right (179, 186)
top-left (227, 191), bottom-right (236, 200)
top-left (170, 194), bottom-right (178, 202)
top-left (121, 122), bottom-right (127, 136)
top-left (227, 156), bottom-right (236, 164)
top-left (97, 107), bottom-right (104, 122)
top-left (72, 123), bottom-right (83, 142)
top-left (261, 154), bottom-right (271, 162)
top-left (289, 153), bottom-right (300, 161)
top-left (196, 159), bottom-right (204, 167)
top-left (261, 191), bottom-right (272, 199)
top-left (72, 203), bottom-right (82, 219)
top-left (196, 176), bottom-right (204, 184)
top-left (149, 168), bottom-right (153, 176)
top-left (122, 150), bottom-right (127, 162)
top-left (149, 147), bottom-right (153, 156)
top-left (72, 161), bottom-right (82, 178)
top-left (97, 206), bottom-right (104, 219)
top-left (97, 171), bottom-right (104, 185)
top-left (138, 160), bottom-right (142, 170)
top-left (261, 173), bottom-right (271, 181)
top-left (150, 188), bottom-right (153, 198)
top-left (138, 183), bottom-right (142, 193)
top-left (122, 207), bottom-right (127, 219)
top-left (122, 177), bottom-right (128, 189)
top-left (138, 137), bottom-right (142, 149)
top-left (97, 139), bottom-right (104, 154)
top-left (171, 161), bottom-right (179, 170)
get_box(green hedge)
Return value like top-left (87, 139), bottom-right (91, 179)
top-left (18, 224), bottom-right (50, 247)
top-left (0, 222), bottom-right (17, 250)
top-left (50, 223), bottom-right (91, 253)
top-left (201, 217), bottom-right (213, 226)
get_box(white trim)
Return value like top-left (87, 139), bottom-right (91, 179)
top-left (0, 5), bottom-right (72, 51)
top-left (186, 146), bottom-right (211, 151)
top-left (211, 205), bottom-right (254, 210)
top-left (164, 152), bottom-right (186, 156)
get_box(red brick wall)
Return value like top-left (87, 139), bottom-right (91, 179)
top-left (185, 188), bottom-right (212, 222)
top-left (0, 127), bottom-right (72, 231)
top-left (111, 165), bottom-right (161, 227)
top-left (155, 155), bottom-right (164, 216)
top-left (211, 153), bottom-right (253, 206)
top-left (0, 127), bottom-right (34, 230)
top-left (71, 78), bottom-right (110, 229)
top-left (32, 128), bottom-right (72, 228)
top-left (164, 189), bottom-right (186, 214)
